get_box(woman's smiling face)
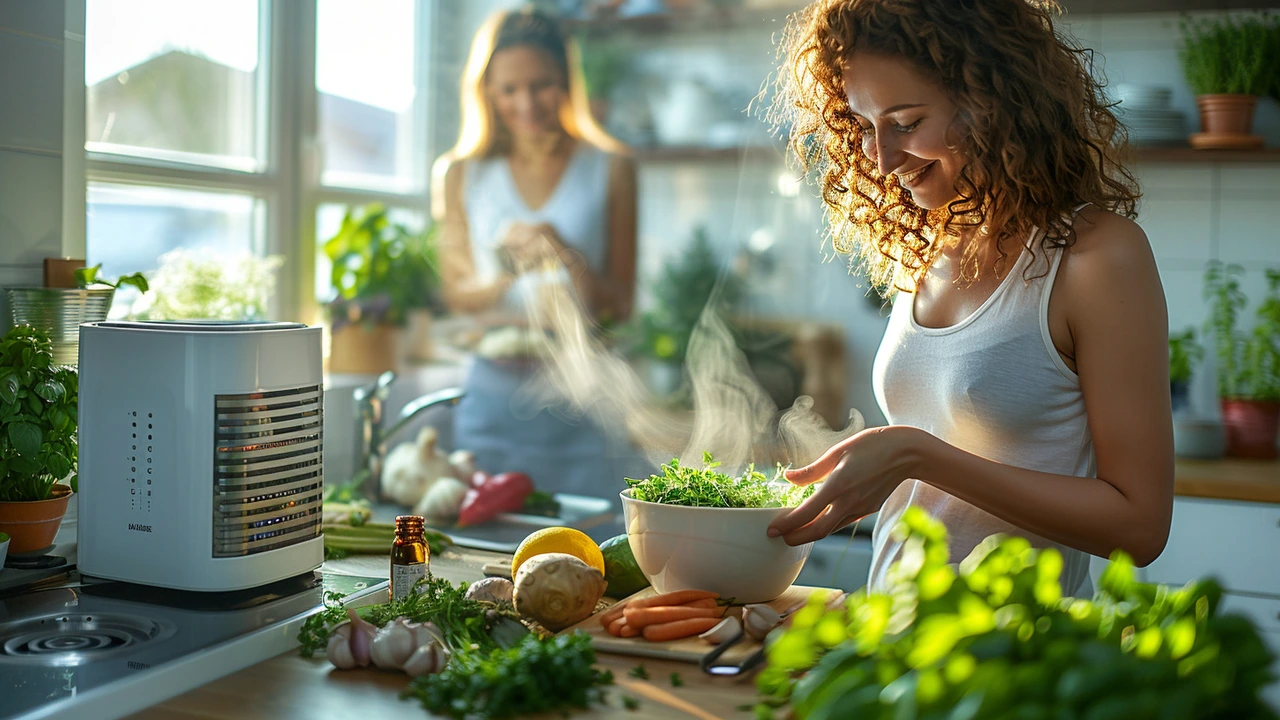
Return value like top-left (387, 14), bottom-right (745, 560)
top-left (843, 51), bottom-right (967, 211)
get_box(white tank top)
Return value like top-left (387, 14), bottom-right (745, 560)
top-left (463, 143), bottom-right (611, 313)
top-left (869, 214), bottom-right (1095, 597)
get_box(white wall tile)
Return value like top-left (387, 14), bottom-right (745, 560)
top-left (1133, 163), bottom-right (1212, 194)
top-left (0, 30), bottom-right (64, 153)
top-left (1218, 199), bottom-right (1280, 265)
top-left (0, 149), bottom-right (62, 264)
top-left (1137, 197), bottom-right (1214, 263)
top-left (0, 0), bottom-right (65, 40)
top-left (1218, 165), bottom-right (1280, 195)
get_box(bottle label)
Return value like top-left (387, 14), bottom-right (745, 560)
top-left (392, 562), bottom-right (427, 601)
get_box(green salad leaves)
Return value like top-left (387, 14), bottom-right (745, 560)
top-left (626, 452), bottom-right (814, 509)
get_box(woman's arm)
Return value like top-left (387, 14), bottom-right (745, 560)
top-left (770, 212), bottom-right (1175, 566)
top-left (431, 155), bottom-right (512, 314)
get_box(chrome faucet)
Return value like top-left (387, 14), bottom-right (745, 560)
top-left (352, 371), bottom-right (464, 500)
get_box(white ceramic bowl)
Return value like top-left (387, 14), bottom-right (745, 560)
top-left (620, 490), bottom-right (814, 604)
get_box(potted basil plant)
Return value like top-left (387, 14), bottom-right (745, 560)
top-left (0, 325), bottom-right (78, 553)
top-left (1168, 326), bottom-right (1203, 413)
top-left (1178, 11), bottom-right (1280, 150)
top-left (4, 264), bottom-right (148, 366)
top-left (1204, 262), bottom-right (1280, 458)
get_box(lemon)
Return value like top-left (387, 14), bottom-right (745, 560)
top-left (511, 527), bottom-right (606, 579)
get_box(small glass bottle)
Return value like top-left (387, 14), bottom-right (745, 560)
top-left (390, 515), bottom-right (429, 602)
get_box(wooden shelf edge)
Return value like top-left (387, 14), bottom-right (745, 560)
top-left (633, 145), bottom-right (1280, 164)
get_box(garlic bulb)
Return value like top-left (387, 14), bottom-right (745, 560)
top-left (742, 604), bottom-right (782, 641)
top-left (381, 426), bottom-right (454, 507)
top-left (448, 449), bottom-right (477, 480)
top-left (465, 577), bottom-right (515, 606)
top-left (698, 616), bottom-right (742, 645)
top-left (413, 476), bottom-right (469, 520)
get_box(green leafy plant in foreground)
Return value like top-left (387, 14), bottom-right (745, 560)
top-left (756, 507), bottom-right (1279, 719)
top-left (626, 452), bottom-right (814, 508)
top-left (0, 325), bottom-right (78, 501)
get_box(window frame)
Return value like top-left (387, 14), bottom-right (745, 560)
top-left (80, 0), bottom-right (437, 325)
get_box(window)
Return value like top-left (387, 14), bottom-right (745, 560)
top-left (83, 0), bottom-right (433, 324)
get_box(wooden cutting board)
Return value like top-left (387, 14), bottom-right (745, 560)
top-left (559, 585), bottom-right (842, 664)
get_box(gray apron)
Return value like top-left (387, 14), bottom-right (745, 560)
top-left (453, 357), bottom-right (652, 500)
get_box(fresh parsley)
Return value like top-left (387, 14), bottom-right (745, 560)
top-left (403, 633), bottom-right (613, 719)
top-left (628, 664), bottom-right (650, 680)
top-left (670, 672), bottom-right (684, 688)
top-left (622, 696), bottom-right (641, 711)
top-left (625, 452), bottom-right (814, 509)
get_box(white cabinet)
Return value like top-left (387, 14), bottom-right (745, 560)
top-left (1145, 497), bottom-right (1280, 596)
top-left (1145, 496), bottom-right (1280, 711)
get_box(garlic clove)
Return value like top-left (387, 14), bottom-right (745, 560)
top-left (402, 642), bottom-right (449, 677)
top-left (326, 622), bottom-right (357, 669)
top-left (698, 616), bottom-right (743, 645)
top-left (346, 608), bottom-right (376, 667)
top-left (370, 616), bottom-right (418, 670)
top-left (742, 604), bottom-right (783, 641)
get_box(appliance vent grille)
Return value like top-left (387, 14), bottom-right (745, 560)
top-left (212, 385), bottom-right (323, 558)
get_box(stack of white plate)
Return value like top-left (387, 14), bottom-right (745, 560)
top-left (1115, 84), bottom-right (1187, 146)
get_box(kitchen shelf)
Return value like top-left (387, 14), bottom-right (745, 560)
top-left (634, 145), bottom-right (1280, 164)
top-left (565, 0), bottom-right (1273, 37)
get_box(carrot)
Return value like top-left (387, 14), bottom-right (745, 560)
top-left (642, 617), bottom-right (722, 642)
top-left (627, 590), bottom-right (719, 610)
top-left (681, 598), bottom-right (719, 609)
top-left (624, 605), bottom-right (723, 629)
top-left (619, 623), bottom-right (640, 638)
top-left (607, 616), bottom-right (627, 637)
top-left (599, 602), bottom-right (627, 630)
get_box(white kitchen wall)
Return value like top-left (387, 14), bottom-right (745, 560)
top-left (0, 0), bottom-right (84, 322)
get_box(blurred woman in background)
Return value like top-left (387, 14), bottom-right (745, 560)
top-left (432, 6), bottom-right (639, 500)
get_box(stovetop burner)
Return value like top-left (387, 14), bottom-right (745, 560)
top-left (1, 572), bottom-right (385, 720)
top-left (1, 612), bottom-right (176, 666)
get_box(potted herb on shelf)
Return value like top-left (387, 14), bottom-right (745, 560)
top-left (0, 325), bottom-right (78, 553)
top-left (128, 248), bottom-right (283, 321)
top-left (1168, 326), bottom-right (1203, 412)
top-left (1204, 262), bottom-right (1280, 458)
top-left (1177, 11), bottom-right (1280, 150)
top-left (324, 204), bottom-right (443, 374)
top-left (4, 264), bottom-right (148, 366)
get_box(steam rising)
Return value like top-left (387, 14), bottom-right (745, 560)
top-left (517, 263), bottom-right (864, 475)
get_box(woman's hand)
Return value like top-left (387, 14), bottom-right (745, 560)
top-left (767, 425), bottom-right (933, 546)
top-left (498, 222), bottom-right (582, 273)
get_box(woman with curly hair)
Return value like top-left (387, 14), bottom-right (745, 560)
top-left (765, 0), bottom-right (1173, 596)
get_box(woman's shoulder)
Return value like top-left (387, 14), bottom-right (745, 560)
top-left (1057, 205), bottom-right (1161, 309)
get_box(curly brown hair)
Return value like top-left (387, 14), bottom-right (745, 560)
top-left (769, 0), bottom-right (1140, 292)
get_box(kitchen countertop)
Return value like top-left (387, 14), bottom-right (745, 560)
top-left (119, 457), bottom-right (1276, 719)
top-left (1174, 457), bottom-right (1280, 504)
top-left (127, 546), bottom-right (761, 720)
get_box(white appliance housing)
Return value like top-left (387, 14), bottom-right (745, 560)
top-left (77, 321), bottom-right (325, 591)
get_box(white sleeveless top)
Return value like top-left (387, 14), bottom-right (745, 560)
top-left (463, 143), bottom-right (611, 313)
top-left (870, 217), bottom-right (1095, 598)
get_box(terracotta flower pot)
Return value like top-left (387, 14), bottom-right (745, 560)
top-left (0, 484), bottom-right (74, 553)
top-left (1220, 399), bottom-right (1280, 459)
top-left (329, 323), bottom-right (399, 374)
top-left (1190, 95), bottom-right (1264, 150)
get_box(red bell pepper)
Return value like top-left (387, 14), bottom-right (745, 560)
top-left (456, 472), bottom-right (534, 527)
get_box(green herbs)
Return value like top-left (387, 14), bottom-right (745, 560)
top-left (626, 452), bottom-right (813, 509)
top-left (402, 633), bottom-right (614, 719)
top-left (1178, 12), bottom-right (1280, 96)
top-left (669, 672), bottom-right (684, 688)
top-left (755, 508), bottom-right (1278, 719)
top-left (297, 574), bottom-right (507, 658)
top-left (0, 325), bottom-right (79, 501)
top-left (622, 696), bottom-right (640, 711)
top-left (628, 664), bottom-right (649, 680)
top-left (1204, 262), bottom-right (1280, 401)
top-left (1169, 327), bottom-right (1204, 385)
